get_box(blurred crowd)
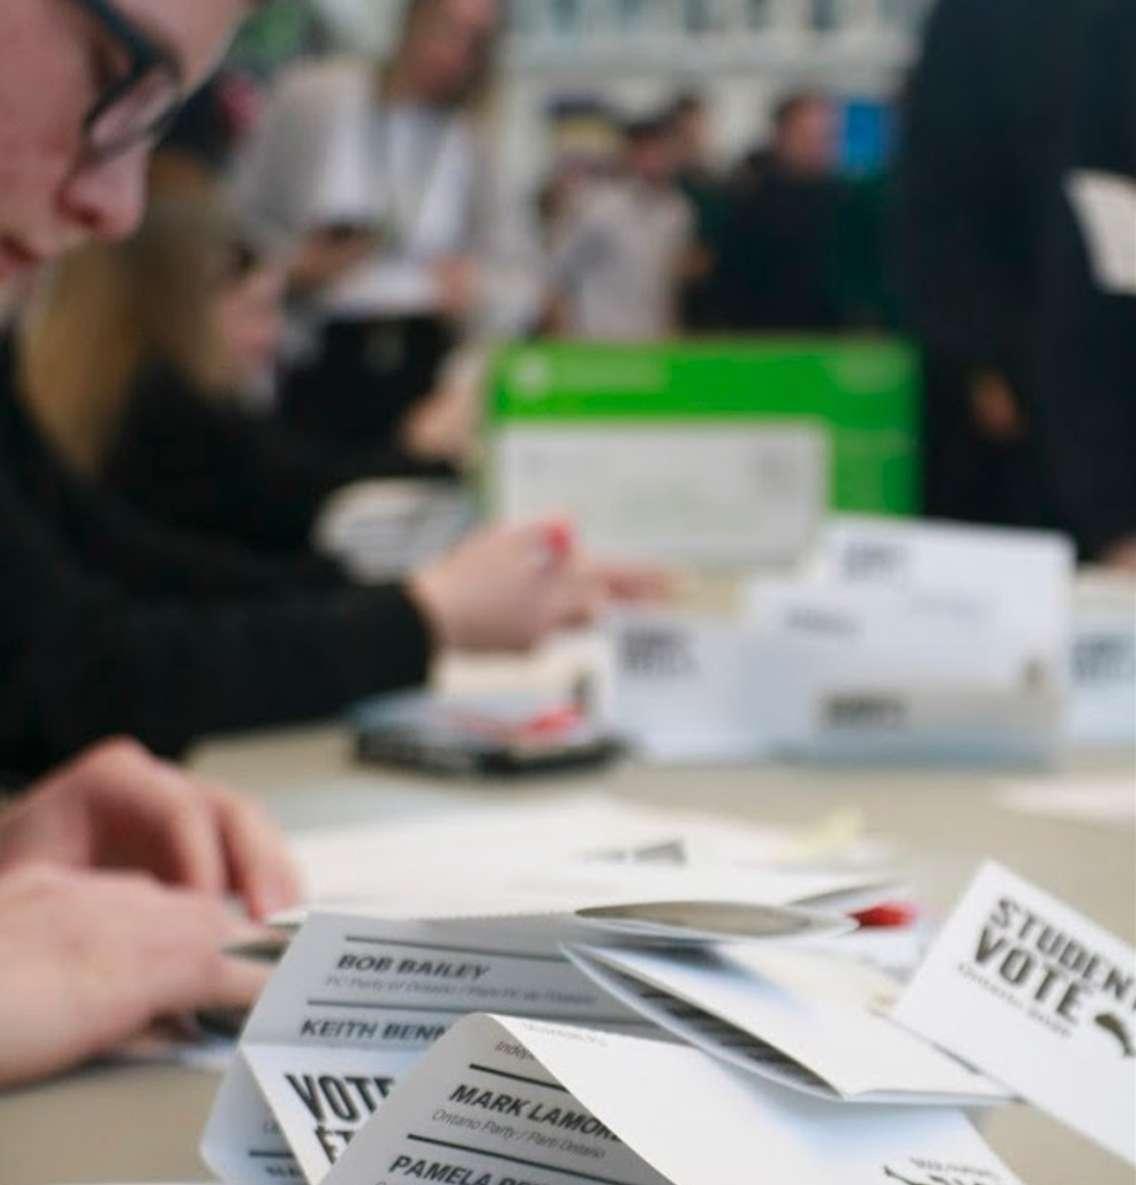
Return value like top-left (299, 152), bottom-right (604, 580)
top-left (0, 0), bottom-right (1132, 782)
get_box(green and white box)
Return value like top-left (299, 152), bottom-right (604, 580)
top-left (488, 339), bottom-right (920, 570)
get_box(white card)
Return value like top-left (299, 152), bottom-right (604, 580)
top-left (1067, 170), bottom-right (1136, 295)
top-left (491, 421), bottom-right (827, 569)
top-left (895, 862), bottom-right (1136, 1165)
top-left (563, 944), bottom-right (1012, 1106)
top-left (321, 1014), bottom-right (1027, 1185)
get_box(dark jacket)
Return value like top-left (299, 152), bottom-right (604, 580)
top-left (714, 158), bottom-right (847, 332)
top-left (103, 361), bottom-right (454, 558)
top-left (0, 339), bottom-right (432, 777)
top-left (898, 0), bottom-right (1134, 555)
top-left (1036, 0), bottom-right (1136, 557)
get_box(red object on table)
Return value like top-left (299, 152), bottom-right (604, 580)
top-left (851, 903), bottom-right (919, 929)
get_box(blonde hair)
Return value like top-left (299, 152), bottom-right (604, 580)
top-left (19, 196), bottom-right (242, 476)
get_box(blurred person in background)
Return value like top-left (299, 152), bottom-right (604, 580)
top-left (901, 0), bottom-right (1136, 563)
top-left (714, 90), bottom-right (847, 332)
top-left (665, 91), bottom-right (727, 332)
top-left (235, 0), bottom-right (502, 450)
top-left (3, 227), bottom-right (615, 776)
top-left (19, 195), bottom-right (466, 563)
top-left (547, 113), bottom-right (695, 341)
top-left (0, 0), bottom-right (305, 1091)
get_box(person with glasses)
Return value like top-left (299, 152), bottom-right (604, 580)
top-left (0, 0), bottom-right (305, 1091)
top-left (0, 0), bottom-right (625, 1089)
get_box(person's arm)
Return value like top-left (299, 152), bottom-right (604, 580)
top-left (105, 367), bottom-right (455, 555)
top-left (0, 463), bottom-right (434, 771)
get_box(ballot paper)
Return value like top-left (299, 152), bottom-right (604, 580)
top-left (894, 862), bottom-right (1136, 1165)
top-left (205, 876), bottom-right (870, 1185)
top-left (282, 794), bottom-right (899, 924)
top-left (996, 777), bottom-right (1136, 827)
top-left (202, 913), bottom-right (654, 1185)
top-left (317, 1014), bottom-right (1028, 1185)
top-left (562, 944), bottom-right (1012, 1107)
top-left (492, 422), bottom-right (827, 569)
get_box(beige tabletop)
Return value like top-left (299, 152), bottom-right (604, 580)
top-left (1, 723), bottom-right (1133, 1185)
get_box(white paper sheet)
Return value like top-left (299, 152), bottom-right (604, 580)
top-left (492, 422), bottom-right (827, 569)
top-left (997, 778), bottom-right (1136, 826)
top-left (895, 862), bottom-right (1136, 1165)
top-left (1067, 170), bottom-right (1136, 295)
top-left (321, 1014), bottom-right (1027, 1185)
top-left (563, 943), bottom-right (1012, 1106)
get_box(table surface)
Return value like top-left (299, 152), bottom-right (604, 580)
top-left (1, 723), bottom-right (1132, 1185)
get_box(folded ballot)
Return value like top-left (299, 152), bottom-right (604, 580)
top-left (204, 861), bottom-right (900, 1185)
top-left (313, 1014), bottom-right (1027, 1185)
top-left (562, 943), bottom-right (1012, 1106)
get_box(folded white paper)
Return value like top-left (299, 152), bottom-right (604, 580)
top-left (202, 913), bottom-right (655, 1185)
top-left (563, 943), bottom-right (1012, 1106)
top-left (895, 862), bottom-right (1136, 1165)
top-left (320, 1014), bottom-right (1028, 1185)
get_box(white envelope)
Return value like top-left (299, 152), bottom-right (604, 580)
top-left (320, 1014), bottom-right (1028, 1185)
top-left (895, 862), bottom-right (1136, 1165)
top-left (563, 943), bottom-right (1012, 1107)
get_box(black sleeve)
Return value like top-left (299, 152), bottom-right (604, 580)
top-left (0, 464), bottom-right (433, 776)
top-left (106, 367), bottom-right (456, 554)
top-left (895, 0), bottom-right (1029, 370)
top-left (1037, 0), bottom-right (1136, 557)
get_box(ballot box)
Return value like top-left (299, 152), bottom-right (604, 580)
top-left (485, 338), bottom-right (920, 571)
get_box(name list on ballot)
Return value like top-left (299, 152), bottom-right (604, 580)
top-left (202, 913), bottom-right (653, 1185)
top-left (201, 878), bottom-right (862, 1185)
top-left (317, 1015), bottom-right (1027, 1185)
top-left (895, 862), bottom-right (1136, 1165)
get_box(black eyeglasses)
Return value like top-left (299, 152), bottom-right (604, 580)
top-left (72, 0), bottom-right (184, 168)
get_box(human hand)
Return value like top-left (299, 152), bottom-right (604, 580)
top-left (0, 864), bottom-right (271, 1087)
top-left (970, 371), bottom-right (1025, 442)
top-left (0, 739), bottom-right (300, 921)
top-left (408, 519), bottom-right (601, 652)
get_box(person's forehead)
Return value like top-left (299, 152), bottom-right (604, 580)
top-left (113, 0), bottom-right (249, 86)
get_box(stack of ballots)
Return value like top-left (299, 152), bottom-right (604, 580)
top-left (607, 516), bottom-right (1076, 768)
top-left (202, 840), bottom-right (1027, 1185)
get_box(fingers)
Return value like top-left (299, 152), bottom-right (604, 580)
top-left (135, 890), bottom-right (276, 1024)
top-left (206, 787), bottom-right (303, 921)
top-left (101, 744), bottom-right (229, 898)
